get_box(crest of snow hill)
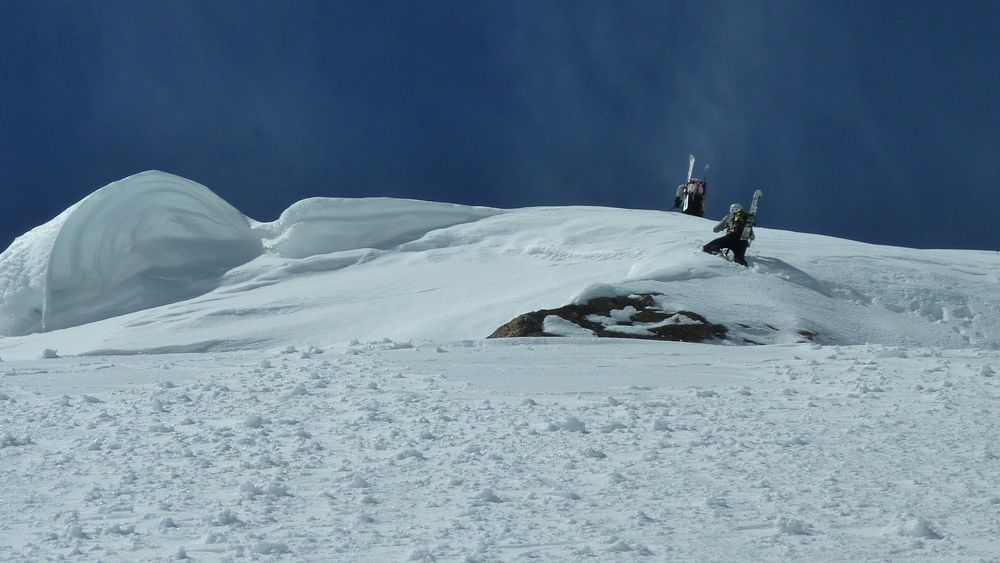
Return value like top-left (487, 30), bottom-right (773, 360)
top-left (1, 170), bottom-right (998, 350)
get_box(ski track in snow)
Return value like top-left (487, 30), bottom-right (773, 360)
top-left (3, 340), bottom-right (1000, 561)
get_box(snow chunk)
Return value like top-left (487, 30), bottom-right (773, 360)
top-left (893, 514), bottom-right (943, 539)
top-left (0, 432), bottom-right (33, 448)
top-left (775, 516), bottom-right (814, 536)
top-left (243, 415), bottom-right (268, 428)
top-left (542, 316), bottom-right (595, 337)
top-left (472, 489), bottom-right (503, 504)
top-left (253, 541), bottom-right (290, 555)
top-left (556, 416), bottom-right (588, 433)
top-left (570, 283), bottom-right (622, 305)
top-left (208, 509), bottom-right (243, 526)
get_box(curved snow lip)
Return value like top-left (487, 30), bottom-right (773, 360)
top-left (251, 196), bottom-right (501, 258)
top-left (0, 171), bottom-right (262, 336)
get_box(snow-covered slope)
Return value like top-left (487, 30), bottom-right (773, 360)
top-left (2, 173), bottom-right (1000, 561)
top-left (1, 175), bottom-right (997, 356)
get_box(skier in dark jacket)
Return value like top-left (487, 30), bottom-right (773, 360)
top-left (702, 203), bottom-right (754, 266)
top-left (674, 178), bottom-right (706, 217)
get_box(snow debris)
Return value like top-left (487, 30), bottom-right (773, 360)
top-left (0, 432), bottom-right (33, 447)
top-left (582, 447), bottom-right (607, 459)
top-left (265, 482), bottom-right (291, 497)
top-left (542, 315), bottom-right (595, 337)
top-left (472, 489), bottom-right (503, 504)
top-left (653, 419), bottom-right (673, 432)
top-left (243, 414), bottom-right (268, 428)
top-left (356, 513), bottom-right (375, 524)
top-left (556, 416), bottom-right (587, 433)
top-left (395, 448), bottom-right (426, 461)
top-left (600, 421), bottom-right (628, 433)
top-left (775, 516), bottom-right (814, 536)
top-left (979, 364), bottom-right (995, 377)
top-left (65, 525), bottom-right (88, 539)
top-left (105, 524), bottom-right (135, 535)
top-left (148, 423), bottom-right (173, 433)
top-left (253, 541), bottom-right (290, 555)
top-left (40, 349), bottom-right (59, 359)
top-left (348, 475), bottom-right (371, 488)
top-left (893, 514), bottom-right (943, 540)
top-left (159, 518), bottom-right (179, 530)
top-left (407, 548), bottom-right (436, 562)
top-left (208, 509), bottom-right (243, 526)
top-left (635, 510), bottom-right (656, 524)
top-left (606, 538), bottom-right (653, 555)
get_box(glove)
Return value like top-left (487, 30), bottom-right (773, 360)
top-left (673, 197), bottom-right (681, 209)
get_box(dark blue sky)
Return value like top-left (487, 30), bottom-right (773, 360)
top-left (2, 0), bottom-right (999, 251)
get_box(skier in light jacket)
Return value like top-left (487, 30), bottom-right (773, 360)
top-left (702, 203), bottom-right (754, 266)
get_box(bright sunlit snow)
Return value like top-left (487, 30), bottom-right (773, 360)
top-left (2, 171), bottom-right (999, 560)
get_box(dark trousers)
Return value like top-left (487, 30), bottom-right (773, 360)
top-left (703, 232), bottom-right (749, 266)
top-left (682, 196), bottom-right (705, 217)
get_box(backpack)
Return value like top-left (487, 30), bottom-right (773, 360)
top-left (729, 210), bottom-right (748, 234)
top-left (682, 179), bottom-right (706, 216)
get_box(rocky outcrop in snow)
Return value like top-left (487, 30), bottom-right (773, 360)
top-left (488, 293), bottom-right (728, 342)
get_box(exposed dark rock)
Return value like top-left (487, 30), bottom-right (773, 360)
top-left (488, 293), bottom-right (728, 343)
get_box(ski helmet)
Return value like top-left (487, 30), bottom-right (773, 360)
top-left (730, 203), bottom-right (742, 214)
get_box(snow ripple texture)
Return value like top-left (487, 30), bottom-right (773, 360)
top-left (0, 171), bottom-right (262, 335)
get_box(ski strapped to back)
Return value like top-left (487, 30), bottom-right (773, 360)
top-left (740, 189), bottom-right (763, 241)
top-left (674, 154), bottom-right (696, 208)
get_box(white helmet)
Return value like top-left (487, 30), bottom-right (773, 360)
top-left (729, 203), bottom-right (743, 214)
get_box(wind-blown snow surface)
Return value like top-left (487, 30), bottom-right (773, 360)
top-left (2, 173), bottom-right (1000, 560)
top-left (0, 172), bottom-right (262, 336)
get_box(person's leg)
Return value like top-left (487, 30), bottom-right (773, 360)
top-left (732, 240), bottom-right (749, 266)
top-left (702, 235), bottom-right (728, 254)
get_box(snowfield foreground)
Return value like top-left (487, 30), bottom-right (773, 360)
top-left (2, 172), bottom-right (1000, 561)
top-left (3, 341), bottom-right (1000, 561)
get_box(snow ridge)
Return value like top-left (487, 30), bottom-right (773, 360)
top-left (0, 171), bottom-right (262, 335)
